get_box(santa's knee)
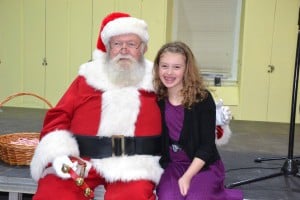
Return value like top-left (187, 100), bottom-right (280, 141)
top-left (33, 174), bottom-right (92, 200)
top-left (105, 180), bottom-right (156, 200)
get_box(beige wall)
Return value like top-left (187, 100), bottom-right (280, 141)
top-left (237, 0), bottom-right (300, 123)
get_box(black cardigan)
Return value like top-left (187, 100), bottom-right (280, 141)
top-left (158, 91), bottom-right (221, 169)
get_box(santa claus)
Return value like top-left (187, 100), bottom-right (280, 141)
top-left (30, 12), bottom-right (163, 200)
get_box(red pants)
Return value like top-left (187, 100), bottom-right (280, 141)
top-left (33, 168), bottom-right (156, 200)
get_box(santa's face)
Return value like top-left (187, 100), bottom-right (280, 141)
top-left (104, 34), bottom-right (147, 87)
top-left (108, 34), bottom-right (146, 67)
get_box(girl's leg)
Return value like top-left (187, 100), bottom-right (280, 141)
top-left (157, 163), bottom-right (185, 200)
top-left (186, 160), bottom-right (243, 200)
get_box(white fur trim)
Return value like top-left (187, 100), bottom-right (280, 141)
top-left (92, 49), bottom-right (106, 60)
top-left (140, 59), bottom-right (155, 90)
top-left (99, 88), bottom-right (140, 136)
top-left (101, 17), bottom-right (149, 46)
top-left (79, 59), bottom-right (117, 91)
top-left (215, 125), bottom-right (232, 146)
top-left (79, 58), bottom-right (154, 91)
top-left (92, 155), bottom-right (163, 184)
top-left (30, 130), bottom-right (79, 181)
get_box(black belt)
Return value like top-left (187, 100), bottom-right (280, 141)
top-left (75, 134), bottom-right (161, 158)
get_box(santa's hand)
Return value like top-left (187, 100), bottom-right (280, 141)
top-left (216, 100), bottom-right (232, 125)
top-left (53, 155), bottom-right (78, 179)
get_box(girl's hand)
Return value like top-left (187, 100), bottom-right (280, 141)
top-left (178, 157), bottom-right (205, 196)
top-left (178, 175), bottom-right (192, 196)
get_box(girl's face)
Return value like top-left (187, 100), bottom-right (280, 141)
top-left (158, 52), bottom-right (186, 91)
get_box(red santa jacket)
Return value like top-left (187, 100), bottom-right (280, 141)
top-left (30, 58), bottom-right (163, 183)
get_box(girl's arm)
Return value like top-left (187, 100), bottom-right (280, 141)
top-left (178, 157), bottom-right (205, 196)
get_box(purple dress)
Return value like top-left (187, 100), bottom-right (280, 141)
top-left (157, 100), bottom-right (243, 200)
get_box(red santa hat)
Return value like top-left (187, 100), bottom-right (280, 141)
top-left (93, 12), bottom-right (149, 59)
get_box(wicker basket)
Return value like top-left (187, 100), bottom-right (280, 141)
top-left (0, 132), bottom-right (40, 165)
top-left (0, 92), bottom-right (53, 165)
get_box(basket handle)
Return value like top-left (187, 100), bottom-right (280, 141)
top-left (0, 92), bottom-right (53, 109)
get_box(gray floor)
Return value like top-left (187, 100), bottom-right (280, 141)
top-left (0, 107), bottom-right (300, 200)
top-left (221, 120), bottom-right (300, 200)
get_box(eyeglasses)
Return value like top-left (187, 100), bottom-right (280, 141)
top-left (110, 41), bottom-right (142, 50)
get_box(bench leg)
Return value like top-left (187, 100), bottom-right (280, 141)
top-left (8, 192), bottom-right (22, 200)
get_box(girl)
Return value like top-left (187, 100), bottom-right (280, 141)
top-left (153, 41), bottom-right (243, 200)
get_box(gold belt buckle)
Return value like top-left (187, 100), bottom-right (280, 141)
top-left (111, 135), bottom-right (125, 156)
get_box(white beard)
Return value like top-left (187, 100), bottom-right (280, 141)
top-left (104, 54), bottom-right (146, 87)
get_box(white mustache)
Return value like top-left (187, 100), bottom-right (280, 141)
top-left (113, 54), bottom-right (135, 62)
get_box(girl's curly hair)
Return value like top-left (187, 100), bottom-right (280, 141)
top-left (153, 41), bottom-right (207, 108)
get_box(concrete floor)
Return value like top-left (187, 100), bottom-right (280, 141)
top-left (0, 107), bottom-right (300, 200)
top-left (220, 120), bottom-right (300, 200)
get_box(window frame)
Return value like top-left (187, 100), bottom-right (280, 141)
top-left (172, 0), bottom-right (243, 85)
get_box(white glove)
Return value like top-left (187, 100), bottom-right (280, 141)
top-left (216, 99), bottom-right (232, 126)
top-left (52, 155), bottom-right (78, 179)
